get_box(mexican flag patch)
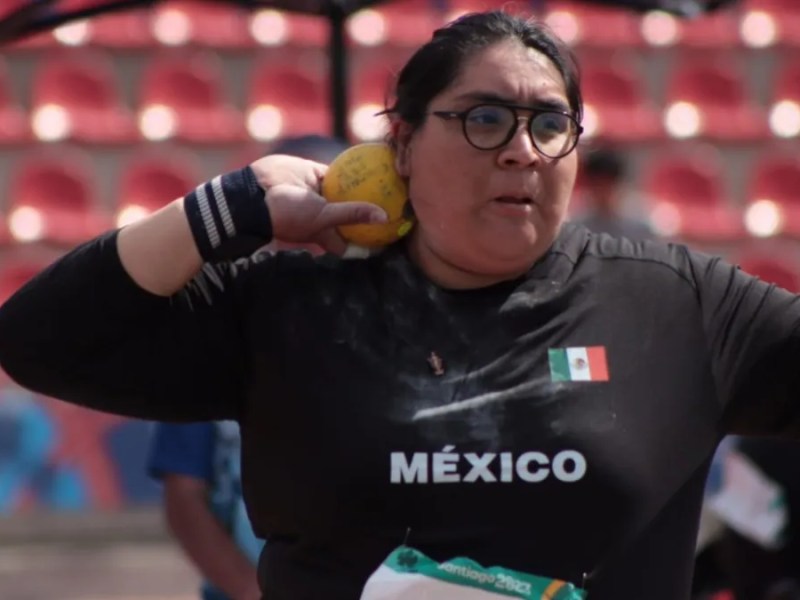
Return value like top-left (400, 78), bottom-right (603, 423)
top-left (548, 346), bottom-right (609, 382)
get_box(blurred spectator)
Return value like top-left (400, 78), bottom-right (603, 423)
top-left (573, 147), bottom-right (655, 241)
top-left (713, 437), bottom-right (800, 600)
top-left (692, 435), bottom-right (800, 600)
top-left (149, 421), bottom-right (262, 600)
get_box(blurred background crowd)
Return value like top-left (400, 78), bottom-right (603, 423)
top-left (0, 0), bottom-right (798, 598)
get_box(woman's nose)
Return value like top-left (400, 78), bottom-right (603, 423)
top-left (497, 120), bottom-right (541, 168)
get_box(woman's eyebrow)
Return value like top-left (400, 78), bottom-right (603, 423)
top-left (453, 90), bottom-right (517, 104)
top-left (452, 91), bottom-right (571, 112)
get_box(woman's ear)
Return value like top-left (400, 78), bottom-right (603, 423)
top-left (390, 120), bottom-right (414, 178)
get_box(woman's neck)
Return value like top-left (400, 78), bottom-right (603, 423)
top-left (405, 234), bottom-right (531, 291)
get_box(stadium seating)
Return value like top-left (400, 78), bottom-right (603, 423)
top-left (30, 51), bottom-right (138, 144)
top-left (0, 213), bottom-right (9, 247)
top-left (249, 9), bottom-right (328, 48)
top-left (246, 59), bottom-right (330, 142)
top-left (115, 149), bottom-right (202, 227)
top-left (640, 6), bottom-right (740, 49)
top-left (0, 59), bottom-right (30, 145)
top-left (137, 52), bottom-right (246, 143)
top-left (744, 152), bottom-right (800, 238)
top-left (543, 0), bottom-right (643, 48)
top-left (663, 55), bottom-right (767, 142)
top-left (149, 0), bottom-right (252, 49)
top-left (642, 145), bottom-right (745, 242)
top-left (349, 62), bottom-right (396, 141)
top-left (0, 0), bottom-right (793, 257)
top-left (46, 0), bottom-right (153, 48)
top-left (6, 150), bottom-right (111, 246)
top-left (348, 0), bottom-right (443, 48)
top-left (768, 58), bottom-right (800, 139)
top-left (580, 57), bottom-right (663, 142)
top-left (739, 0), bottom-right (800, 48)
top-left (81, 9), bottom-right (154, 48)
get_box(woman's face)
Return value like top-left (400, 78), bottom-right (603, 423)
top-left (396, 39), bottom-right (579, 287)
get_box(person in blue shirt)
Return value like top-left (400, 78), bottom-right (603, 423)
top-left (148, 420), bottom-right (264, 600)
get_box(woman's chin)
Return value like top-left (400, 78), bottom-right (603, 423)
top-left (477, 226), bottom-right (557, 266)
top-left (487, 222), bottom-right (545, 250)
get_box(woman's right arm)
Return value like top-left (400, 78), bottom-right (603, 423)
top-left (0, 155), bottom-right (386, 422)
top-left (117, 196), bottom-right (203, 296)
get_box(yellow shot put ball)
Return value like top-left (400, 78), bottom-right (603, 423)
top-left (321, 142), bottom-right (414, 248)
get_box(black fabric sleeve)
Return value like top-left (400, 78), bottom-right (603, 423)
top-left (690, 249), bottom-right (800, 436)
top-left (0, 230), bottom-right (265, 422)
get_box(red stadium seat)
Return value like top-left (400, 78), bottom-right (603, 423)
top-left (84, 10), bottom-right (154, 48)
top-left (349, 63), bottom-right (396, 142)
top-left (642, 145), bottom-right (744, 242)
top-left (445, 0), bottom-right (527, 20)
top-left (31, 51), bottom-right (137, 144)
top-left (116, 150), bottom-right (202, 227)
top-left (663, 57), bottom-right (767, 142)
top-left (543, 1), bottom-right (643, 48)
top-left (677, 8), bottom-right (740, 48)
top-left (580, 58), bottom-right (662, 142)
top-left (137, 52), bottom-right (246, 144)
top-left (248, 9), bottom-right (328, 48)
top-left (768, 59), bottom-right (800, 139)
top-left (347, 0), bottom-right (442, 47)
top-left (0, 59), bottom-right (30, 145)
top-left (47, 0), bottom-right (153, 48)
top-left (150, 0), bottom-right (252, 49)
top-left (245, 61), bottom-right (329, 142)
top-left (640, 6), bottom-right (740, 49)
top-left (7, 151), bottom-right (111, 245)
top-left (0, 212), bottom-right (10, 247)
top-left (744, 153), bottom-right (800, 238)
top-left (740, 0), bottom-right (800, 48)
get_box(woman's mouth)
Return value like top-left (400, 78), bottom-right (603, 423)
top-left (490, 196), bottom-right (535, 216)
top-left (493, 195), bottom-right (533, 205)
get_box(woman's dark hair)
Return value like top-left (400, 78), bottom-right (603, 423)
top-left (384, 10), bottom-right (582, 139)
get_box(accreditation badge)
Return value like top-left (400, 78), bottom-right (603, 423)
top-left (360, 546), bottom-right (587, 600)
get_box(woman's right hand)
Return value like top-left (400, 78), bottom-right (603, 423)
top-left (250, 154), bottom-right (388, 255)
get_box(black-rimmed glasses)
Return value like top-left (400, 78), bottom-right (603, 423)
top-left (432, 104), bottom-right (583, 159)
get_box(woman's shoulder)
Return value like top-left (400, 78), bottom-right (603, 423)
top-left (564, 223), bottom-right (700, 286)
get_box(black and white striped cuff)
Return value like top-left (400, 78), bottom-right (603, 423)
top-left (184, 166), bottom-right (272, 262)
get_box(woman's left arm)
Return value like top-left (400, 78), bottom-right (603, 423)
top-left (691, 249), bottom-right (800, 436)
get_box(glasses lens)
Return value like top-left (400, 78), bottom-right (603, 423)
top-left (463, 105), bottom-right (516, 149)
top-left (530, 112), bottom-right (577, 158)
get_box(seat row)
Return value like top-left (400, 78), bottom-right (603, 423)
top-left (1, 50), bottom-right (798, 145)
top-left (3, 0), bottom-right (800, 50)
top-left (0, 143), bottom-right (797, 247)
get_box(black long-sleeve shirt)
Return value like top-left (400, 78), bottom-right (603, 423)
top-left (1, 223), bottom-right (799, 599)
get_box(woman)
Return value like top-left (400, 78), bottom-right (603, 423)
top-left (0, 10), bottom-right (796, 600)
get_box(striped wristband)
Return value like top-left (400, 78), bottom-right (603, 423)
top-left (183, 166), bottom-right (273, 262)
